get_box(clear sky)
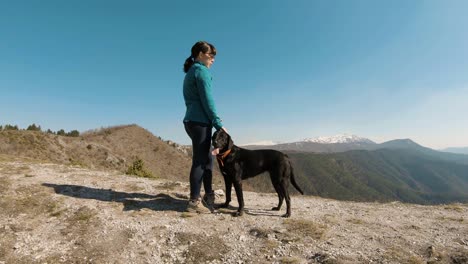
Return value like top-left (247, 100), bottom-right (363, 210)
top-left (1, 1), bottom-right (467, 149)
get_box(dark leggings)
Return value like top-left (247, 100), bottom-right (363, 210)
top-left (184, 121), bottom-right (213, 200)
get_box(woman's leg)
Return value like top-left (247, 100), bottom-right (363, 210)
top-left (184, 122), bottom-right (213, 200)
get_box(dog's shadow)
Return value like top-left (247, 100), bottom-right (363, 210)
top-left (42, 183), bottom-right (187, 212)
top-left (214, 204), bottom-right (282, 217)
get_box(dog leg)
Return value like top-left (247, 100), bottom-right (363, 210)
top-left (220, 177), bottom-right (232, 208)
top-left (232, 180), bottom-right (244, 217)
top-left (280, 182), bottom-right (291, 218)
top-left (271, 183), bottom-right (284, 211)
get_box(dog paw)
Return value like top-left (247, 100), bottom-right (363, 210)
top-left (232, 211), bottom-right (243, 217)
top-left (281, 213), bottom-right (291, 218)
top-left (271, 207), bottom-right (280, 211)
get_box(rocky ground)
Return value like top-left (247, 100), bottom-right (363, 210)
top-left (1, 160), bottom-right (467, 264)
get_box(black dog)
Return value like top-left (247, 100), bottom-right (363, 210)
top-left (212, 129), bottom-right (304, 217)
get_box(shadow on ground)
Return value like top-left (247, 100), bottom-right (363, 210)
top-left (42, 183), bottom-right (187, 212)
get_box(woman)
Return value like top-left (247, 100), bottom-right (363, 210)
top-left (183, 41), bottom-right (227, 213)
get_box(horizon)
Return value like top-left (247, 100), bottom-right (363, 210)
top-left (1, 1), bottom-right (468, 149)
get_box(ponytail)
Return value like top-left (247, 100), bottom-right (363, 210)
top-left (183, 56), bottom-right (194, 73)
top-left (182, 41), bottom-right (216, 73)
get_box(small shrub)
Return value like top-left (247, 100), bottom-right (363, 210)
top-left (67, 130), bottom-right (80, 137)
top-left (126, 157), bottom-right (154, 178)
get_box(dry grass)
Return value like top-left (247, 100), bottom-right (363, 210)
top-left (437, 216), bottom-right (464, 222)
top-left (180, 212), bottom-right (196, 218)
top-left (174, 232), bottom-right (229, 263)
top-left (0, 185), bottom-right (61, 217)
top-left (346, 218), bottom-right (365, 225)
top-left (383, 246), bottom-right (425, 264)
top-left (260, 239), bottom-right (280, 254)
top-left (444, 204), bottom-right (465, 212)
top-left (0, 163), bottom-right (32, 176)
top-left (283, 218), bottom-right (328, 240)
top-left (160, 181), bottom-right (182, 190)
top-left (0, 176), bottom-right (11, 192)
top-left (279, 256), bottom-right (303, 264)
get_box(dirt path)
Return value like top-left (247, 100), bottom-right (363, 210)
top-left (1, 161), bottom-right (467, 263)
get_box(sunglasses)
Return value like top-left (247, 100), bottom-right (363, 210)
top-left (205, 53), bottom-right (216, 59)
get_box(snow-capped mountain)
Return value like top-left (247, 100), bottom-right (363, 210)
top-left (243, 134), bottom-right (377, 153)
top-left (239, 140), bottom-right (282, 146)
top-left (302, 134), bottom-right (375, 144)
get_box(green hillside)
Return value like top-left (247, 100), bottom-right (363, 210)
top-left (285, 149), bottom-right (468, 204)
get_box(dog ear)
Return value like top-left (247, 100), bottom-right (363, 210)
top-left (227, 133), bottom-right (234, 149)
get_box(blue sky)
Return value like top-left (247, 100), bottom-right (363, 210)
top-left (1, 1), bottom-right (468, 149)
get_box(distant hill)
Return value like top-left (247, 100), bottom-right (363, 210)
top-left (281, 149), bottom-right (468, 204)
top-left (0, 125), bottom-right (195, 183)
top-left (245, 137), bottom-right (468, 165)
top-left (441, 146), bottom-right (468, 155)
top-left (375, 139), bottom-right (468, 165)
top-left (244, 141), bottom-right (377, 153)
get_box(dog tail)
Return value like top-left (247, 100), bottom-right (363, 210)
top-left (288, 158), bottom-right (304, 195)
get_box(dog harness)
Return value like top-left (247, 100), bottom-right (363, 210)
top-left (216, 149), bottom-right (232, 167)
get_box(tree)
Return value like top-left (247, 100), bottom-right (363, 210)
top-left (56, 129), bottom-right (66, 136)
top-left (67, 130), bottom-right (80, 137)
top-left (4, 124), bottom-right (18, 130)
top-left (27, 123), bottom-right (41, 131)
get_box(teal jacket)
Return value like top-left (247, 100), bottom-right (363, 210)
top-left (183, 61), bottom-right (223, 130)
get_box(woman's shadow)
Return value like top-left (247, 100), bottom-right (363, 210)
top-left (42, 183), bottom-right (187, 212)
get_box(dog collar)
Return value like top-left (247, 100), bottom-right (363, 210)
top-left (216, 149), bottom-right (232, 167)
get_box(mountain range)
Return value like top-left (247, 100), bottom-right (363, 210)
top-left (241, 134), bottom-right (468, 204)
top-left (243, 134), bottom-right (468, 159)
top-left (441, 146), bottom-right (468, 155)
top-left (1, 127), bottom-right (467, 204)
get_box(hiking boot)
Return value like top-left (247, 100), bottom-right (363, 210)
top-left (186, 198), bottom-right (211, 214)
top-left (202, 192), bottom-right (216, 209)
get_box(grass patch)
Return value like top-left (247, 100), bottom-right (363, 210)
top-left (437, 216), bottom-right (464, 222)
top-left (69, 206), bottom-right (97, 223)
top-left (174, 232), bottom-right (228, 264)
top-left (383, 246), bottom-right (424, 264)
top-left (444, 204), bottom-right (464, 212)
top-left (0, 185), bottom-right (61, 217)
top-left (180, 212), bottom-right (196, 218)
top-left (0, 177), bottom-right (11, 192)
top-left (0, 164), bottom-right (32, 175)
top-left (279, 256), bottom-right (302, 264)
top-left (283, 219), bottom-right (327, 240)
top-left (347, 218), bottom-right (365, 225)
top-left (69, 158), bottom-right (87, 167)
top-left (160, 181), bottom-right (181, 190)
top-left (124, 183), bottom-right (144, 192)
